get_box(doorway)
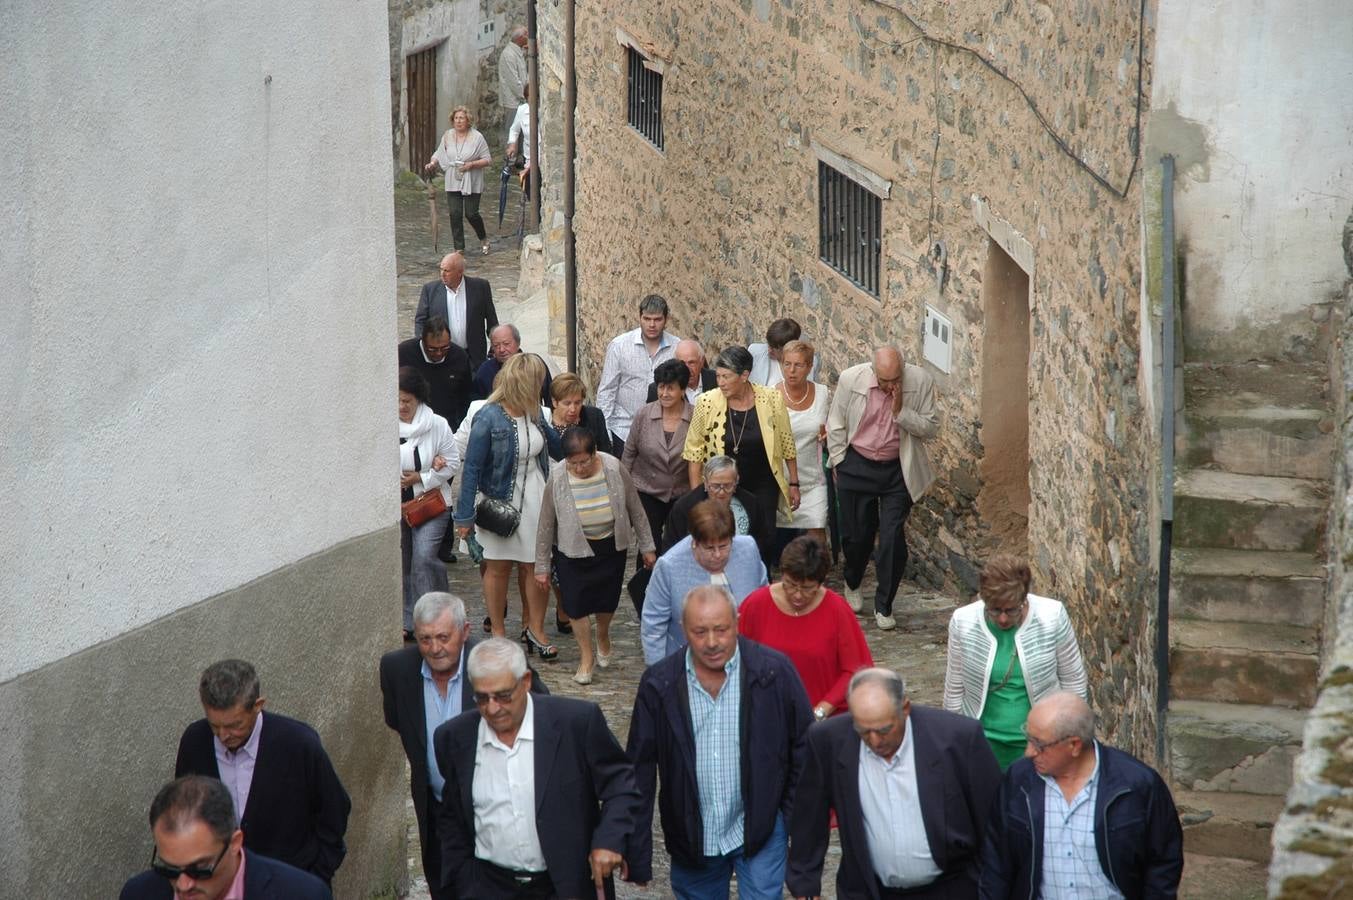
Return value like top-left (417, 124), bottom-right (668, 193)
top-left (977, 238), bottom-right (1031, 556)
top-left (406, 44), bottom-right (438, 172)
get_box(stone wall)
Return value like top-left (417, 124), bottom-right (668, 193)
top-left (540, 0), bottom-right (1162, 753)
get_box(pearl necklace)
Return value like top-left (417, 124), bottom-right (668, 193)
top-left (781, 381), bottom-right (810, 407)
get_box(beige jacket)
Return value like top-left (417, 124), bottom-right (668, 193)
top-left (826, 361), bottom-right (938, 500)
top-left (534, 452), bottom-right (655, 575)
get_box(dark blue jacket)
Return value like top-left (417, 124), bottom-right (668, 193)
top-left (120, 849), bottom-right (332, 899)
top-left (978, 743), bottom-right (1184, 900)
top-left (625, 636), bottom-right (813, 881)
top-left (453, 401), bottom-right (555, 526)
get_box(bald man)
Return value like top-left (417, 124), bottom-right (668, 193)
top-left (979, 692), bottom-right (1183, 899)
top-left (647, 338), bottom-right (716, 404)
top-left (414, 252), bottom-right (498, 368)
top-left (826, 347), bottom-right (939, 630)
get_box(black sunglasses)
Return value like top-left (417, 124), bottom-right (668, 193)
top-left (151, 841), bottom-right (229, 881)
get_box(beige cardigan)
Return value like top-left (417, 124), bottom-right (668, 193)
top-left (534, 452), bottom-right (655, 575)
top-left (825, 361), bottom-right (939, 500)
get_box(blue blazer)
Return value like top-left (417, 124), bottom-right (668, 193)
top-left (120, 849), bottom-right (332, 899)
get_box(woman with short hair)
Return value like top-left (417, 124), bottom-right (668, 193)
top-left (622, 358), bottom-right (694, 555)
top-left (423, 106), bottom-right (493, 255)
top-left (943, 554), bottom-right (1089, 768)
top-left (398, 367), bottom-right (457, 641)
top-left (774, 339), bottom-right (830, 548)
top-left (544, 373), bottom-right (611, 460)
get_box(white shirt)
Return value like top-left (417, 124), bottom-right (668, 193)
top-left (472, 695), bottom-right (547, 872)
top-left (508, 103), bottom-right (531, 164)
top-left (445, 280), bottom-right (468, 350)
top-left (595, 327), bottom-right (680, 440)
top-left (858, 721), bottom-right (943, 888)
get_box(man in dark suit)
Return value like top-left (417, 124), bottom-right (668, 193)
top-left (414, 251), bottom-right (498, 368)
top-left (471, 323), bottom-right (554, 403)
top-left (399, 315), bottom-right (473, 430)
top-left (174, 660), bottom-right (351, 886)
top-left (380, 593), bottom-right (549, 900)
top-left (120, 775), bottom-right (331, 900)
top-left (433, 637), bottom-right (638, 899)
top-left (646, 338), bottom-right (717, 404)
top-left (788, 667), bottom-right (1001, 900)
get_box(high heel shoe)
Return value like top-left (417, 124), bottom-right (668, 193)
top-left (524, 630), bottom-right (558, 660)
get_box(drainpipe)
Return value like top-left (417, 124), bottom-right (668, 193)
top-left (563, 0), bottom-right (577, 371)
top-left (1156, 154), bottom-right (1177, 765)
top-left (526, 0), bottom-right (540, 232)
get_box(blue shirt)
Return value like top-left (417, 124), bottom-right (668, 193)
top-left (1040, 743), bottom-right (1123, 899)
top-left (423, 653), bottom-right (465, 802)
top-left (686, 647), bottom-right (744, 855)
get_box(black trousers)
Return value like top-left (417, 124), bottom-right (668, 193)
top-left (738, 469), bottom-right (783, 570)
top-left (417, 789), bottom-right (455, 900)
top-left (636, 491), bottom-right (673, 570)
top-left (475, 859), bottom-right (557, 899)
top-left (609, 432), bottom-right (626, 463)
top-left (835, 447), bottom-right (913, 615)
top-left (447, 191), bottom-right (487, 250)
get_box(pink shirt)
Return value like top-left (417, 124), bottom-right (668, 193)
top-left (850, 374), bottom-right (900, 461)
top-left (224, 849), bottom-right (247, 900)
top-left (214, 711), bottom-right (263, 822)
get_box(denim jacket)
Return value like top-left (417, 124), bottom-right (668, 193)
top-left (453, 402), bottom-right (555, 527)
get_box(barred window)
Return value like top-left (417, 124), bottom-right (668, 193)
top-left (818, 161), bottom-right (882, 297)
top-left (626, 46), bottom-right (663, 149)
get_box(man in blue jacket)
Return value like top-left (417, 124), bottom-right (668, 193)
top-left (979, 692), bottom-right (1183, 899)
top-left (626, 584), bottom-right (814, 898)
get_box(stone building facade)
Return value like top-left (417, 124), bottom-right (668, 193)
top-left (536, 0), bottom-right (1162, 753)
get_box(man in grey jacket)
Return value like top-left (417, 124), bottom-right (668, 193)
top-left (496, 27), bottom-right (528, 138)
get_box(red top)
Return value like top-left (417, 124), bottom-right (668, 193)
top-left (739, 586), bottom-right (874, 710)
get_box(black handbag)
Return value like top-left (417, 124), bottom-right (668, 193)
top-left (474, 496), bottom-right (520, 537)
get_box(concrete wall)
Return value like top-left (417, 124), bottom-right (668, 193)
top-left (539, 0), bottom-right (1163, 753)
top-left (1147, 0), bottom-right (1353, 362)
top-left (0, 1), bottom-right (403, 895)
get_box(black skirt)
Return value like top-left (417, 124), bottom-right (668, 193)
top-left (553, 534), bottom-right (626, 618)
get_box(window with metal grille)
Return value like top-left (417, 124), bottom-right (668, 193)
top-left (818, 161), bottom-right (882, 297)
top-left (626, 46), bottom-right (663, 149)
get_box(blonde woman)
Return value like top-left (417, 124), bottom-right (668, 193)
top-left (424, 106), bottom-right (493, 255)
top-left (775, 339), bottom-right (830, 548)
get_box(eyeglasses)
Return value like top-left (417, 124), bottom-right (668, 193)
top-left (780, 578), bottom-right (821, 598)
top-left (151, 842), bottom-right (229, 881)
top-left (472, 682), bottom-right (520, 706)
top-left (705, 481), bottom-right (737, 494)
top-left (1022, 724), bottom-right (1075, 755)
top-left (984, 599), bottom-right (1028, 620)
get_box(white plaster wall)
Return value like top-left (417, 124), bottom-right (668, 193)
top-left (1149, 0), bottom-right (1353, 359)
top-left (0, 0), bottom-right (396, 682)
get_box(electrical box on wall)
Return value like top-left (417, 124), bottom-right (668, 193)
top-left (476, 19), bottom-right (498, 51)
top-left (923, 305), bottom-right (953, 373)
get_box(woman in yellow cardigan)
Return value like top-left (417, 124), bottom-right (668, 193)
top-left (684, 346), bottom-right (799, 566)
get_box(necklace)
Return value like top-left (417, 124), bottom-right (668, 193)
top-left (781, 380), bottom-right (809, 407)
top-left (728, 407), bottom-right (751, 455)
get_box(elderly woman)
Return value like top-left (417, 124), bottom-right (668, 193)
top-left (399, 367), bottom-right (458, 641)
top-left (641, 500), bottom-right (767, 665)
top-left (944, 554), bottom-right (1089, 769)
top-left (455, 353), bottom-right (557, 659)
top-left (544, 373), bottom-right (611, 460)
top-left (684, 346), bottom-right (798, 566)
top-left (622, 358), bottom-right (693, 555)
top-left (739, 535), bottom-right (872, 722)
top-left (536, 427), bottom-right (655, 683)
top-left (661, 456), bottom-right (769, 553)
top-left (424, 106), bottom-right (493, 255)
top-left (775, 339), bottom-right (830, 547)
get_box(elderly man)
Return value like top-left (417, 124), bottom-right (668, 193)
top-left (648, 338), bottom-right (717, 404)
top-left (399, 315), bottom-right (472, 430)
top-left (749, 317), bottom-right (819, 386)
top-left (496, 27), bottom-right (529, 139)
top-left (627, 585), bottom-right (813, 897)
top-left (174, 661), bottom-right (350, 885)
top-left (788, 668), bottom-right (1001, 900)
top-left (596, 294), bottom-right (681, 460)
top-left (433, 637), bottom-right (638, 898)
top-left (119, 775), bottom-right (330, 900)
top-left (414, 251), bottom-right (498, 368)
top-left (471, 322), bottom-right (553, 402)
top-left (827, 345), bottom-right (939, 630)
top-left (661, 456), bottom-right (772, 554)
top-left (380, 593), bottom-right (548, 900)
top-left (979, 692), bottom-right (1183, 899)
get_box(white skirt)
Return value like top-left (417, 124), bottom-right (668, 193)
top-left (478, 417), bottom-right (548, 563)
top-left (779, 384), bottom-right (830, 529)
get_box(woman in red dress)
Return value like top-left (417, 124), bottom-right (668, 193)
top-left (740, 534), bottom-right (873, 721)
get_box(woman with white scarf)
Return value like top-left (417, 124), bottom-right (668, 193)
top-left (399, 367), bottom-right (458, 641)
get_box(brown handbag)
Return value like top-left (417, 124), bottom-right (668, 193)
top-left (401, 488), bottom-right (447, 528)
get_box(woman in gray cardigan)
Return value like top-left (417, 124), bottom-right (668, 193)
top-left (535, 427), bottom-right (656, 683)
top-left (424, 106), bottom-right (493, 255)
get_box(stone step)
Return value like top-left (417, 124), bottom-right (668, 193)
top-left (1176, 789), bottom-right (1286, 863)
top-left (1170, 620), bottom-right (1319, 709)
top-left (1178, 361), bottom-right (1333, 480)
top-left (1170, 547), bottom-right (1327, 628)
top-left (1173, 469), bottom-right (1328, 553)
top-left (1166, 699), bottom-right (1306, 795)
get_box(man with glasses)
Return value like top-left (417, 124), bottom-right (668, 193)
top-left (432, 637), bottom-right (638, 898)
top-left (788, 668), bottom-right (1000, 900)
top-left (119, 775), bottom-right (330, 899)
top-left (174, 660), bottom-right (350, 886)
top-left (826, 346), bottom-right (939, 630)
top-left (661, 456), bottom-right (772, 555)
top-left (979, 692), bottom-right (1183, 899)
top-left (414, 251), bottom-right (499, 368)
top-left (399, 314), bottom-right (473, 430)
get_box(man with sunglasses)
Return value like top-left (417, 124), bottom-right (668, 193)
top-left (432, 637), bottom-right (638, 898)
top-left (788, 668), bottom-right (1000, 900)
top-left (978, 692), bottom-right (1183, 899)
top-left (119, 775), bottom-right (330, 899)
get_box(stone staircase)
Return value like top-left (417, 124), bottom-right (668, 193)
top-left (1167, 360), bottom-right (1333, 862)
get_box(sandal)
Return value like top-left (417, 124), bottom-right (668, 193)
top-left (483, 616), bottom-right (492, 633)
top-left (524, 630), bottom-right (558, 660)
top-left (555, 614), bottom-right (573, 635)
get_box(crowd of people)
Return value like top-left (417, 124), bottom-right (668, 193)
top-left (118, 272), bottom-right (1186, 899)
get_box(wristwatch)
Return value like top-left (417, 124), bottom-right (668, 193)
top-left (813, 707), bottom-right (827, 722)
